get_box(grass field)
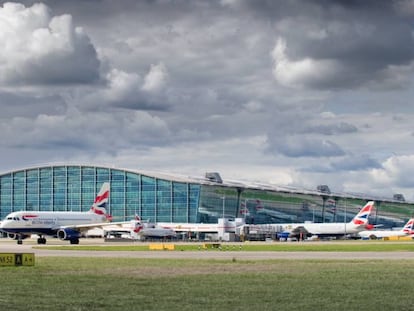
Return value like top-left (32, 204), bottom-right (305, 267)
top-left (0, 256), bottom-right (413, 311)
top-left (37, 240), bottom-right (414, 252)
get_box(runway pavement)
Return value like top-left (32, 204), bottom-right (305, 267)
top-left (1, 238), bottom-right (414, 260)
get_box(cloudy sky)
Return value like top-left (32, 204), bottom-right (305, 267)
top-left (1, 0), bottom-right (414, 199)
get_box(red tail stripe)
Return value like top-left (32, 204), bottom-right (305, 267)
top-left (359, 205), bottom-right (373, 214)
top-left (94, 191), bottom-right (109, 204)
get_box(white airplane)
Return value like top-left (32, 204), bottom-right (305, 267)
top-left (358, 218), bottom-right (414, 239)
top-left (105, 215), bottom-right (176, 240)
top-left (0, 182), bottom-right (113, 245)
top-left (279, 201), bottom-right (375, 239)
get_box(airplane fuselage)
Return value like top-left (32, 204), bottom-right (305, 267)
top-left (281, 222), bottom-right (364, 236)
top-left (140, 227), bottom-right (176, 238)
top-left (0, 211), bottom-right (107, 236)
top-left (358, 229), bottom-right (408, 239)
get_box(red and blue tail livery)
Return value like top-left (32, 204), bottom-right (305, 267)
top-left (402, 219), bottom-right (414, 235)
top-left (90, 182), bottom-right (111, 219)
top-left (352, 201), bottom-right (374, 226)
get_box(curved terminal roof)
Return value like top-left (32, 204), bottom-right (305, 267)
top-left (0, 163), bottom-right (410, 204)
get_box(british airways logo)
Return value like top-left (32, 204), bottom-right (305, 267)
top-left (22, 214), bottom-right (38, 221)
top-left (91, 189), bottom-right (109, 217)
top-left (403, 220), bottom-right (414, 233)
top-left (352, 202), bottom-right (374, 225)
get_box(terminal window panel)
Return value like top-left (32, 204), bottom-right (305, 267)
top-left (141, 176), bottom-right (156, 221)
top-left (188, 184), bottom-right (200, 223)
top-left (111, 194), bottom-right (125, 219)
top-left (67, 166), bottom-right (81, 178)
top-left (1, 195), bottom-right (11, 208)
top-left (126, 192), bottom-right (139, 218)
top-left (110, 204), bottom-right (124, 221)
top-left (13, 172), bottom-right (25, 211)
top-left (40, 168), bottom-right (52, 180)
top-left (126, 172), bottom-right (140, 187)
top-left (68, 197), bottom-right (81, 212)
top-left (53, 188), bottom-right (66, 212)
top-left (111, 169), bottom-right (125, 180)
top-left (81, 189), bottom-right (94, 211)
top-left (27, 180), bottom-right (38, 191)
top-left (39, 194), bottom-right (52, 211)
top-left (26, 170), bottom-right (39, 186)
top-left (0, 174), bottom-right (12, 215)
top-left (96, 168), bottom-right (110, 183)
top-left (172, 182), bottom-right (188, 222)
top-left (156, 180), bottom-right (172, 222)
top-left (12, 197), bottom-right (25, 211)
top-left (26, 197), bottom-right (39, 210)
top-left (125, 202), bottom-right (139, 220)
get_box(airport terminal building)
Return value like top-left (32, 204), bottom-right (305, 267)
top-left (0, 165), bottom-right (413, 228)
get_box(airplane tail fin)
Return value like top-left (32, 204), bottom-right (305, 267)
top-left (132, 214), bottom-right (143, 233)
top-left (351, 201), bottom-right (374, 227)
top-left (402, 219), bottom-right (414, 235)
top-left (89, 182), bottom-right (112, 220)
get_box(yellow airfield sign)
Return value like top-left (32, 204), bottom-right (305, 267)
top-left (0, 253), bottom-right (35, 266)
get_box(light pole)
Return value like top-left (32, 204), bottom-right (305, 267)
top-left (222, 196), bottom-right (225, 220)
top-left (312, 205), bottom-right (315, 222)
top-left (344, 200), bottom-right (347, 238)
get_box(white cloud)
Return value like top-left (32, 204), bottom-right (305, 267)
top-left (142, 62), bottom-right (169, 92)
top-left (271, 37), bottom-right (341, 88)
top-left (82, 66), bottom-right (169, 111)
top-left (0, 2), bottom-right (99, 85)
top-left (105, 69), bottom-right (142, 104)
top-left (371, 155), bottom-right (414, 188)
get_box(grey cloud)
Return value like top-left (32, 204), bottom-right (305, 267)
top-left (0, 92), bottom-right (66, 118)
top-left (267, 136), bottom-right (345, 158)
top-left (304, 122), bottom-right (358, 135)
top-left (331, 155), bottom-right (382, 171)
top-left (270, 1), bottom-right (414, 89)
top-left (0, 110), bottom-right (171, 153)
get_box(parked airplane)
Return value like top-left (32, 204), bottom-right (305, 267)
top-left (358, 218), bottom-right (414, 239)
top-left (136, 222), bottom-right (177, 240)
top-left (0, 182), bottom-right (112, 245)
top-left (105, 215), bottom-right (176, 240)
top-left (279, 201), bottom-right (375, 239)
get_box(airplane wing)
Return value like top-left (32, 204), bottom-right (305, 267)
top-left (290, 225), bottom-right (310, 237)
top-left (280, 224), bottom-right (309, 237)
top-left (57, 221), bottom-right (131, 232)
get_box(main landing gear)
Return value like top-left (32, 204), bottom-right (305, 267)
top-left (70, 238), bottom-right (79, 244)
top-left (37, 236), bottom-right (47, 244)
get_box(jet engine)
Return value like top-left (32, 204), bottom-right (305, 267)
top-left (8, 233), bottom-right (29, 240)
top-left (57, 228), bottom-right (81, 242)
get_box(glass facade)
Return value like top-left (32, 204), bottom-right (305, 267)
top-left (197, 185), bottom-right (414, 228)
top-left (0, 165), bottom-right (413, 228)
top-left (0, 166), bottom-right (200, 223)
